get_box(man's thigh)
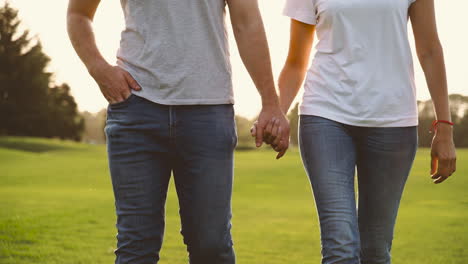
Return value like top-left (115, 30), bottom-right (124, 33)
top-left (106, 95), bottom-right (173, 263)
top-left (172, 104), bottom-right (237, 260)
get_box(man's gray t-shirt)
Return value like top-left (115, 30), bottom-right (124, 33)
top-left (117, 0), bottom-right (233, 105)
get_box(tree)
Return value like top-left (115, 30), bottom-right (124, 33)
top-left (46, 84), bottom-right (84, 141)
top-left (455, 109), bottom-right (468, 147)
top-left (82, 109), bottom-right (107, 144)
top-left (0, 2), bottom-right (83, 140)
top-left (235, 115), bottom-right (254, 150)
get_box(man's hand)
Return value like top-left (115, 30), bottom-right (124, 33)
top-left (67, 0), bottom-right (141, 104)
top-left (251, 107), bottom-right (290, 159)
top-left (430, 124), bottom-right (456, 184)
top-left (89, 63), bottom-right (141, 104)
top-left (227, 0), bottom-right (289, 159)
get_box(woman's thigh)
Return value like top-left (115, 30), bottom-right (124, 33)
top-left (356, 126), bottom-right (418, 263)
top-left (299, 115), bottom-right (360, 263)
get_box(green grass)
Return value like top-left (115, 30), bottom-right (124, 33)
top-left (0, 136), bottom-right (466, 264)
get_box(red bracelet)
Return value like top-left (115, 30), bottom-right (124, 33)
top-left (431, 120), bottom-right (454, 133)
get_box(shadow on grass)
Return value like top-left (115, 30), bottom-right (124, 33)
top-left (0, 137), bottom-right (74, 153)
top-left (235, 145), bottom-right (256, 151)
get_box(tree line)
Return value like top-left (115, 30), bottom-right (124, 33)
top-left (82, 95), bottom-right (468, 148)
top-left (417, 94), bottom-right (468, 147)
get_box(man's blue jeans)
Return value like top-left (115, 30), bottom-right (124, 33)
top-left (105, 94), bottom-right (237, 264)
top-left (299, 115), bottom-right (418, 264)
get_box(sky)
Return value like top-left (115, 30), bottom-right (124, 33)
top-left (3, 0), bottom-right (468, 119)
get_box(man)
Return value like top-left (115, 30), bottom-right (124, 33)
top-left (67, 0), bottom-right (289, 263)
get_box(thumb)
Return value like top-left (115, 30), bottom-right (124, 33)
top-left (250, 123), bottom-right (257, 137)
top-left (124, 71), bottom-right (141, 91)
top-left (276, 149), bottom-right (286, 160)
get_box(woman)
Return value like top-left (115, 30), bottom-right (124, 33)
top-left (276, 0), bottom-right (456, 263)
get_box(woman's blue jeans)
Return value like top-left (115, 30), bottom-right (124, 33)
top-left (299, 115), bottom-right (418, 264)
top-left (105, 94), bottom-right (237, 264)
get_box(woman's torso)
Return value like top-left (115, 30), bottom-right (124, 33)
top-left (298, 0), bottom-right (418, 127)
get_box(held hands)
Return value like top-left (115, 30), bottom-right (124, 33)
top-left (430, 123), bottom-right (457, 184)
top-left (89, 62), bottom-right (141, 104)
top-left (250, 107), bottom-right (290, 159)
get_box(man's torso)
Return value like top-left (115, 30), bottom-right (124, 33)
top-left (117, 0), bottom-right (234, 105)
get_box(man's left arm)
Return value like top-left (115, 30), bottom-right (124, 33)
top-left (227, 0), bottom-right (289, 159)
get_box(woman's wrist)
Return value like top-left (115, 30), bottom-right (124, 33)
top-left (434, 122), bottom-right (454, 138)
top-left (279, 100), bottom-right (290, 114)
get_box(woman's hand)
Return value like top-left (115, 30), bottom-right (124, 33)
top-left (430, 124), bottom-right (456, 184)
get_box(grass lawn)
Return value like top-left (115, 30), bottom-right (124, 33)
top-left (0, 136), bottom-right (466, 264)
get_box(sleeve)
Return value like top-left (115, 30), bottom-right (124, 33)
top-left (283, 0), bottom-right (317, 25)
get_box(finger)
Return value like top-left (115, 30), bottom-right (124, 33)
top-left (264, 122), bottom-right (276, 144)
top-left (123, 71), bottom-right (141, 91)
top-left (431, 171), bottom-right (440, 180)
top-left (250, 126), bottom-right (256, 137)
top-left (447, 158), bottom-right (454, 177)
top-left (273, 145), bottom-right (280, 152)
top-left (272, 127), bottom-right (283, 146)
top-left (271, 144), bottom-right (279, 152)
top-left (267, 125), bottom-right (279, 145)
top-left (122, 89), bottom-right (132, 100)
top-left (264, 118), bottom-right (275, 139)
top-left (103, 85), bottom-right (122, 104)
top-left (433, 175), bottom-right (448, 184)
top-left (437, 158), bottom-right (451, 178)
top-left (276, 147), bottom-right (287, 159)
top-left (107, 78), bottom-right (128, 101)
top-left (275, 141), bottom-right (288, 157)
top-left (272, 139), bottom-right (282, 150)
top-left (251, 122), bottom-right (258, 137)
top-left (281, 128), bottom-right (290, 150)
top-left (270, 118), bottom-right (281, 138)
top-left (270, 120), bottom-right (281, 144)
top-left (264, 130), bottom-right (273, 144)
top-left (255, 123), bottom-right (265, 148)
top-left (111, 92), bottom-right (125, 104)
top-left (270, 125), bottom-right (279, 142)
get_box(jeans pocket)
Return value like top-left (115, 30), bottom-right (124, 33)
top-left (108, 93), bottom-right (135, 109)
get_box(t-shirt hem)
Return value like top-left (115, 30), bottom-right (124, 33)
top-left (299, 107), bottom-right (418, 127)
top-left (132, 91), bottom-right (235, 106)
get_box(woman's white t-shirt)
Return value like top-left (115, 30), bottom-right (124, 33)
top-left (284, 0), bottom-right (419, 127)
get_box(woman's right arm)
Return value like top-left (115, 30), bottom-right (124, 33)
top-left (278, 19), bottom-right (316, 114)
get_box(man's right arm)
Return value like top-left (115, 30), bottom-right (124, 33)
top-left (67, 0), bottom-right (140, 104)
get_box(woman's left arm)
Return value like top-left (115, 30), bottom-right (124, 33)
top-left (409, 0), bottom-right (456, 184)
